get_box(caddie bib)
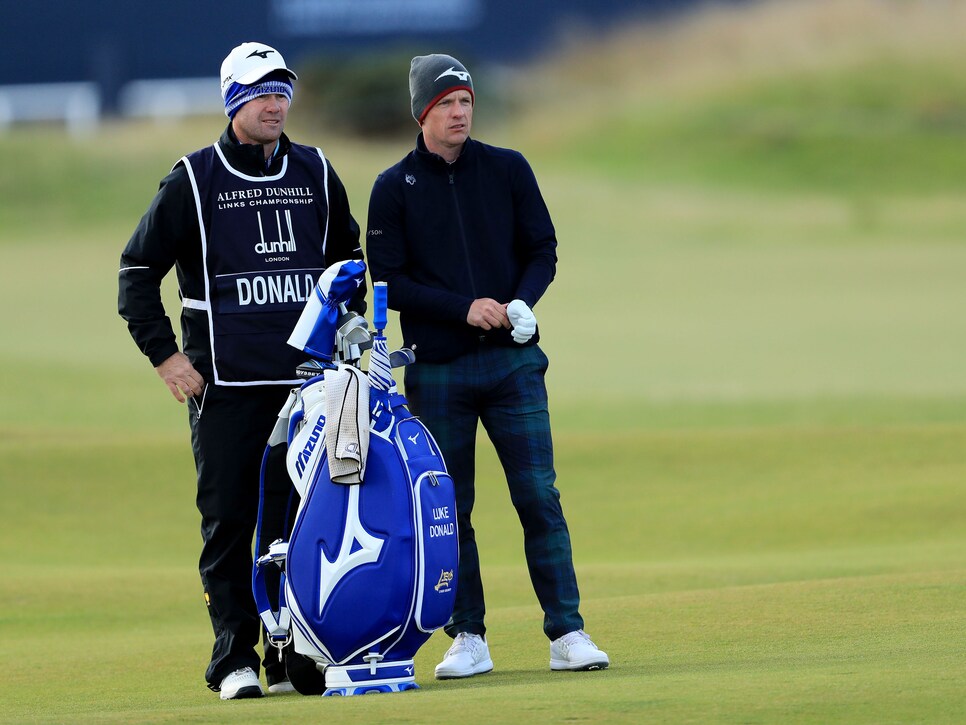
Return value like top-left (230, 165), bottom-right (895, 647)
top-left (182, 143), bottom-right (332, 385)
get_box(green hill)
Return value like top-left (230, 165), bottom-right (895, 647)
top-left (518, 0), bottom-right (966, 194)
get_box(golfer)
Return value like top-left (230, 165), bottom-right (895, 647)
top-left (365, 53), bottom-right (608, 677)
top-left (118, 42), bottom-right (365, 699)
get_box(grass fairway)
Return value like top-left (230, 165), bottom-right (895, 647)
top-left (2, 423), bottom-right (963, 723)
top-left (3, 1), bottom-right (966, 722)
top-left (2, 426), bottom-right (964, 723)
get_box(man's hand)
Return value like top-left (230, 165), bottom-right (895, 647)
top-left (155, 352), bottom-right (205, 403)
top-left (506, 299), bottom-right (537, 344)
top-left (467, 298), bottom-right (511, 331)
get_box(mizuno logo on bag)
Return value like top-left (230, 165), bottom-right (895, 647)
top-left (295, 417), bottom-right (326, 476)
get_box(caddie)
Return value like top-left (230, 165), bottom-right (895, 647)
top-left (118, 41), bottom-right (365, 699)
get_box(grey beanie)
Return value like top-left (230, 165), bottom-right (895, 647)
top-left (409, 54), bottom-right (474, 123)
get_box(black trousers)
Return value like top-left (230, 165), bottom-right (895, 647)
top-left (188, 383), bottom-right (295, 689)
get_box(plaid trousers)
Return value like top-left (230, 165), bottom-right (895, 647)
top-left (404, 344), bottom-right (584, 641)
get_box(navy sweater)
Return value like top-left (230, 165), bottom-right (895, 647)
top-left (366, 135), bottom-right (558, 363)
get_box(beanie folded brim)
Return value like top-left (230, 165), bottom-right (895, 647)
top-left (224, 78), bottom-right (294, 118)
top-left (417, 85), bottom-right (474, 123)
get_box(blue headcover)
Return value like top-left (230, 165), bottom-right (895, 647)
top-left (287, 259), bottom-right (366, 361)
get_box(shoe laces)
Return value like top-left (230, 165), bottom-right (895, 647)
top-left (447, 632), bottom-right (484, 656)
top-left (557, 630), bottom-right (593, 651)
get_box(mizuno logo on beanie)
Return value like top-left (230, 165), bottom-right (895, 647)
top-left (435, 67), bottom-right (470, 83)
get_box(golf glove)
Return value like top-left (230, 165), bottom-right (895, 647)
top-left (507, 299), bottom-right (537, 344)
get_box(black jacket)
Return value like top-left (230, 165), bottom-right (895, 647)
top-left (118, 125), bottom-right (364, 380)
top-left (366, 135), bottom-right (557, 363)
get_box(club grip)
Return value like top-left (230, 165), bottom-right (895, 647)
top-left (373, 281), bottom-right (388, 331)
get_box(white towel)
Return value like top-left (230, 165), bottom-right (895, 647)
top-left (324, 365), bottom-right (370, 484)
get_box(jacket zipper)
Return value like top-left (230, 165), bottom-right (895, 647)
top-left (448, 167), bottom-right (478, 299)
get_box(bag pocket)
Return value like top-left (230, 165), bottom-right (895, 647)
top-left (412, 470), bottom-right (458, 632)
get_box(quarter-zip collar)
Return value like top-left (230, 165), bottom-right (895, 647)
top-left (414, 131), bottom-right (473, 171)
top-left (219, 123), bottom-right (292, 177)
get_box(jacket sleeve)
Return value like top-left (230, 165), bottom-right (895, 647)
top-left (324, 161), bottom-right (367, 315)
top-left (117, 164), bottom-right (197, 368)
top-left (509, 154), bottom-right (558, 309)
top-left (366, 172), bottom-right (473, 322)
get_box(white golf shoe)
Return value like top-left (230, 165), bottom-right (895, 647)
top-left (267, 679), bottom-right (295, 694)
top-left (549, 630), bottom-right (610, 671)
top-left (218, 667), bottom-right (264, 700)
top-left (434, 632), bottom-right (494, 679)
